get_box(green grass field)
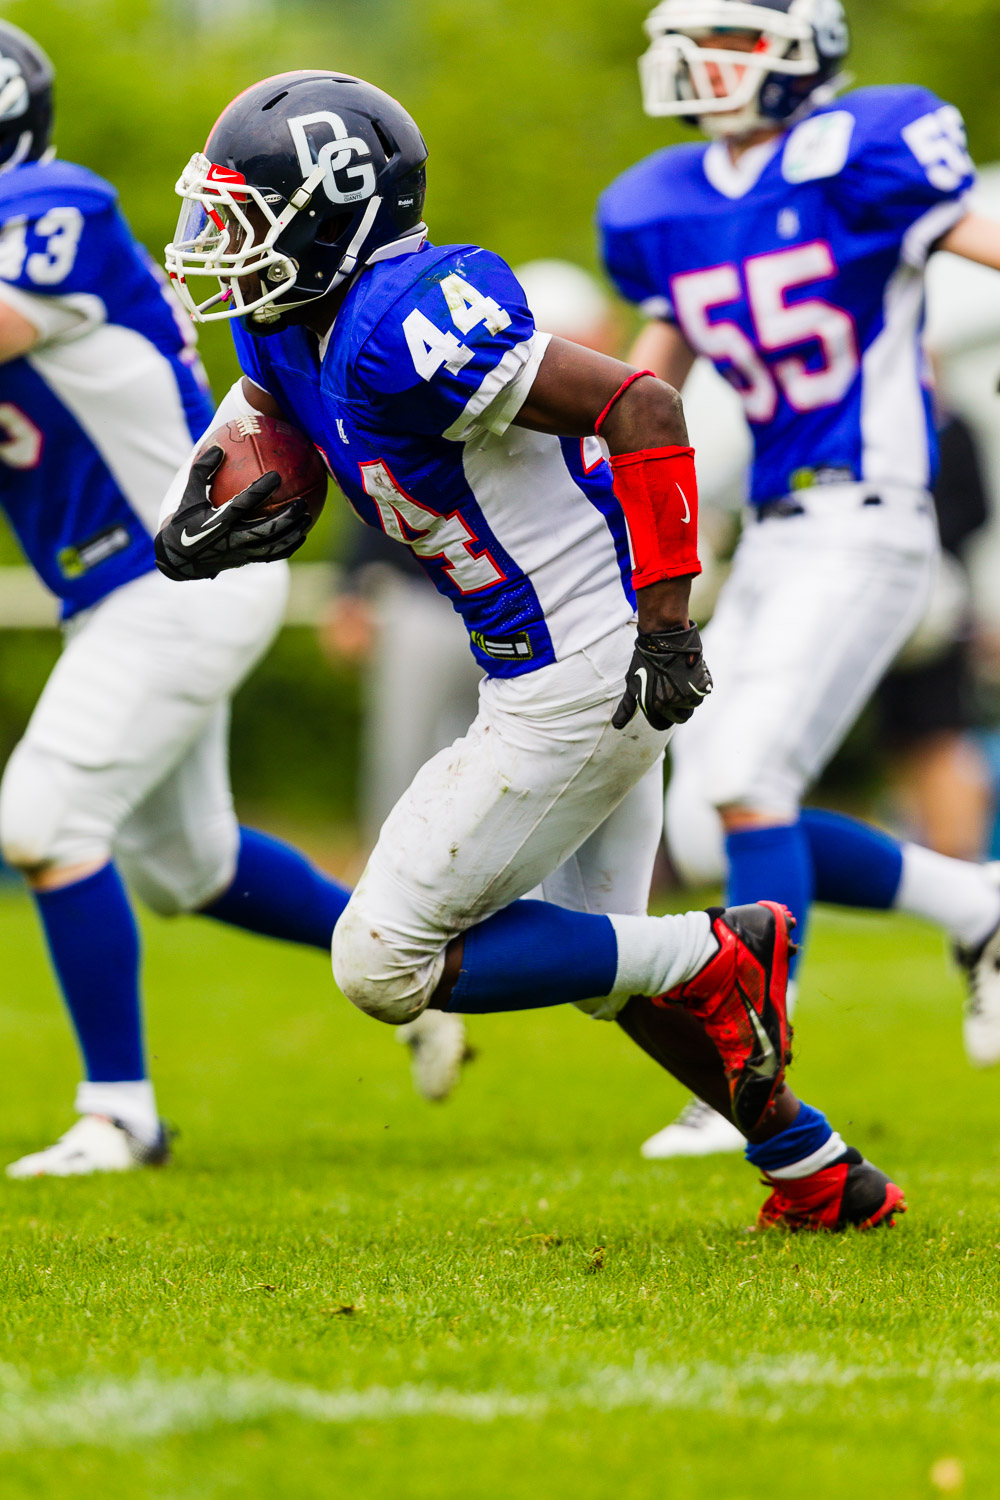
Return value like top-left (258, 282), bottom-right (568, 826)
top-left (0, 884), bottom-right (998, 1499)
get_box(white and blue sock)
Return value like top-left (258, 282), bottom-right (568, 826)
top-left (201, 827), bottom-right (352, 950)
top-left (744, 1102), bottom-right (845, 1179)
top-left (725, 822), bottom-right (813, 977)
top-left (802, 808), bottom-right (1000, 949)
top-left (33, 864), bottom-right (160, 1144)
top-left (446, 900), bottom-right (716, 1014)
top-left (34, 863), bottom-right (146, 1084)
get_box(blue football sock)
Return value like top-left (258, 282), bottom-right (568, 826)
top-left (447, 900), bottom-right (619, 1013)
top-left (800, 808), bottom-right (903, 910)
top-left (745, 1102), bottom-right (836, 1173)
top-left (34, 863), bottom-right (145, 1082)
top-left (725, 822), bottom-right (814, 976)
top-left (201, 827), bottom-right (351, 950)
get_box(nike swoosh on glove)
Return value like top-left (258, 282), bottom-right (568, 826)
top-left (612, 623), bottom-right (713, 732)
top-left (154, 446), bottom-right (311, 582)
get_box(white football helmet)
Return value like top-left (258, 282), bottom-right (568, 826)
top-left (640, 0), bottom-right (849, 138)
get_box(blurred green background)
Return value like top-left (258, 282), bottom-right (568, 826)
top-left (0, 0), bottom-right (996, 834)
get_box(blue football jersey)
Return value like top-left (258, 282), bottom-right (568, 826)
top-left (599, 86), bottom-right (975, 506)
top-left (232, 242), bottom-right (634, 678)
top-left (0, 158), bottom-right (214, 614)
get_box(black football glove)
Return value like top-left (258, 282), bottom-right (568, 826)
top-left (154, 446), bottom-right (311, 583)
top-left (613, 622), bottom-right (713, 732)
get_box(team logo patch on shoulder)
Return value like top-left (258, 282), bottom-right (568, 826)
top-left (782, 111), bottom-right (855, 185)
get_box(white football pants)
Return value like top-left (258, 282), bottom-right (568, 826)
top-left (332, 621), bottom-right (669, 1023)
top-left (665, 486), bottom-right (939, 884)
top-left (0, 562), bottom-right (289, 912)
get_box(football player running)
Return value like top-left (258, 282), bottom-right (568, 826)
top-left (0, 24), bottom-right (467, 1179)
top-left (156, 69), bottom-right (905, 1232)
top-left (598, 0), bottom-right (1000, 1159)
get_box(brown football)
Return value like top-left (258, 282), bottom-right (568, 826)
top-left (197, 412), bottom-right (327, 531)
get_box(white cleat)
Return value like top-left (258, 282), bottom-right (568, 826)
top-left (6, 1114), bottom-right (171, 1178)
top-left (397, 1010), bottom-right (472, 1102)
top-left (957, 870), bottom-right (1000, 1067)
top-left (640, 1097), bottom-right (745, 1159)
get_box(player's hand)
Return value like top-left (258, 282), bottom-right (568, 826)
top-left (154, 446), bottom-right (311, 582)
top-left (613, 623), bottom-right (713, 732)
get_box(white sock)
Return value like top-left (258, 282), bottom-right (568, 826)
top-left (765, 1132), bottom-right (847, 1180)
top-left (895, 844), bottom-right (1000, 949)
top-left (786, 978), bottom-right (799, 1021)
top-left (607, 911), bottom-right (718, 1007)
top-left (75, 1080), bottom-right (160, 1146)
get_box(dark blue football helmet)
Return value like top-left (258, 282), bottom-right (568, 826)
top-left (0, 20), bottom-right (54, 172)
top-left (166, 71), bottom-right (427, 333)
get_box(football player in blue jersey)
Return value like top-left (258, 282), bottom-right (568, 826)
top-left (0, 22), bottom-right (473, 1178)
top-left (598, 0), bottom-right (1000, 1158)
top-left (154, 70), bottom-right (909, 1232)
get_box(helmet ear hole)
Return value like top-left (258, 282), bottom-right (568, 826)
top-left (316, 212), bottom-right (352, 247)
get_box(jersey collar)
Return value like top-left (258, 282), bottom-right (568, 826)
top-left (702, 135), bottom-right (783, 201)
top-left (366, 225), bottom-right (429, 265)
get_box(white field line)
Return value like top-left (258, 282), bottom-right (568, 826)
top-left (1, 1356), bottom-right (1000, 1451)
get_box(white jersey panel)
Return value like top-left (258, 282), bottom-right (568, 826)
top-left (460, 425), bottom-right (634, 661)
top-left (859, 262), bottom-right (931, 492)
top-left (28, 322), bottom-right (195, 533)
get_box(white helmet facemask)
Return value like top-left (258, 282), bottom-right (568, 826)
top-left (640, 0), bottom-right (828, 138)
top-left (165, 150), bottom-right (381, 324)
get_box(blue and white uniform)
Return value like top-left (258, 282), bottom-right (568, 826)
top-left (0, 158), bottom-right (213, 614)
top-left (0, 156), bottom-right (289, 913)
top-left (221, 237), bottom-right (668, 1021)
top-left (599, 86), bottom-right (969, 860)
top-left (232, 242), bottom-right (635, 677)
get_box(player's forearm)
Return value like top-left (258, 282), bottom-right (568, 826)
top-left (628, 319), bottom-right (697, 392)
top-left (514, 336), bottom-right (688, 445)
top-left (0, 299), bottom-right (40, 364)
top-left (937, 212), bottom-right (1000, 272)
top-left (515, 338), bottom-right (699, 620)
top-left (597, 364), bottom-right (688, 453)
top-left (635, 576), bottom-right (693, 631)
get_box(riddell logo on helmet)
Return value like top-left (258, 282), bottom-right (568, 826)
top-left (287, 110), bottom-right (377, 206)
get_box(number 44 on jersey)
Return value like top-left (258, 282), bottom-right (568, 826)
top-left (402, 273), bottom-right (512, 380)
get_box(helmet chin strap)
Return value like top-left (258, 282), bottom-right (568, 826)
top-left (249, 194), bottom-right (385, 326)
top-left (329, 194), bottom-right (383, 289)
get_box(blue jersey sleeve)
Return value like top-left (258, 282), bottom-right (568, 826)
top-left (599, 215), bottom-right (663, 314)
top-left (354, 247), bottom-right (542, 440)
top-left (0, 163), bottom-right (123, 299)
top-left (834, 87), bottom-right (975, 254)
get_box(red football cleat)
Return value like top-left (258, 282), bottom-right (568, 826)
top-left (654, 901), bottom-right (795, 1135)
top-left (757, 1148), bottom-right (907, 1232)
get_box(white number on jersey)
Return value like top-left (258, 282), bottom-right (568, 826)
top-left (0, 216), bottom-right (27, 280)
top-left (0, 403), bottom-right (43, 468)
top-left (361, 458), bottom-right (504, 594)
top-left (403, 274), bottom-right (511, 382)
top-left (0, 207), bottom-right (85, 287)
top-left (439, 273), bottom-right (512, 336)
top-left (902, 106), bottom-right (974, 194)
top-left (672, 264), bottom-right (777, 423)
top-left (672, 241), bottom-right (859, 421)
top-left (402, 307), bottom-right (474, 381)
top-left (745, 244), bottom-right (858, 411)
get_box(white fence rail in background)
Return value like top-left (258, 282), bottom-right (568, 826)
top-left (0, 565), bottom-right (336, 630)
